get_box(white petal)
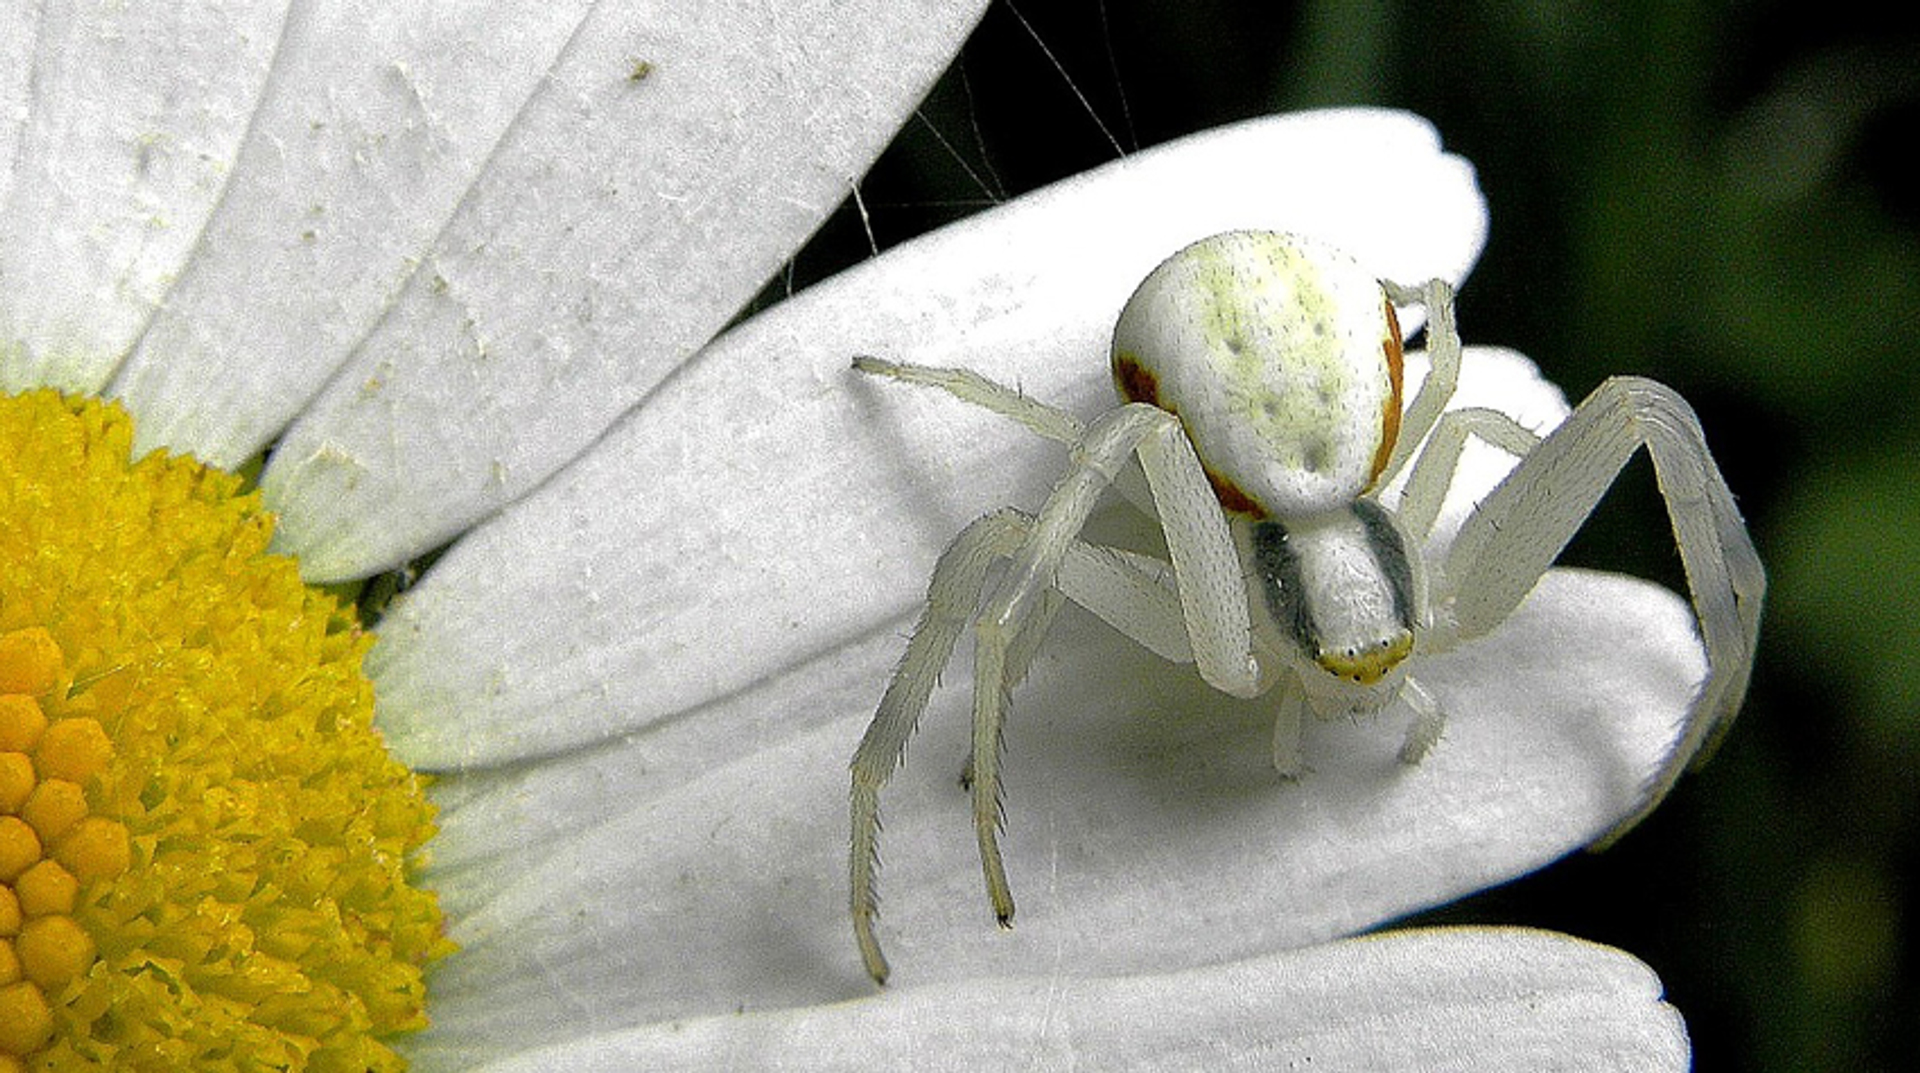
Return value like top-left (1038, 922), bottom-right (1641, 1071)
top-left (409, 569), bottom-right (1703, 1050)
top-left (252, 0), bottom-right (991, 581)
top-left (436, 928), bottom-right (1686, 1073)
top-left (0, 12), bottom-right (38, 200)
top-left (371, 108), bottom-right (1487, 767)
top-left (0, 1), bottom-right (287, 393)
top-left (109, 3), bottom-right (601, 466)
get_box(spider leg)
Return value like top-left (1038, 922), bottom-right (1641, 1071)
top-left (1377, 277), bottom-right (1462, 486)
top-left (1393, 405), bottom-right (1542, 543)
top-left (965, 405), bottom-right (1191, 931)
top-left (853, 355), bottom-right (1158, 511)
top-left (850, 508), bottom-right (1030, 984)
top-left (968, 394), bottom-right (1277, 918)
top-left (849, 507), bottom-right (1207, 983)
top-left (1054, 543), bottom-right (1192, 663)
top-left (1397, 676), bottom-right (1446, 764)
top-left (853, 354), bottom-right (1086, 444)
top-left (1370, 405), bottom-right (1539, 772)
top-left (1131, 410), bottom-right (1265, 699)
top-left (1438, 376), bottom-right (1765, 846)
top-left (1272, 686), bottom-right (1308, 778)
top-left (959, 584), bottom-right (1066, 791)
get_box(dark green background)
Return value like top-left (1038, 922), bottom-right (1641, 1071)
top-left (777, 2), bottom-right (1918, 1068)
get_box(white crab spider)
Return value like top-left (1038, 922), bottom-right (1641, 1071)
top-left (847, 230), bottom-right (1763, 984)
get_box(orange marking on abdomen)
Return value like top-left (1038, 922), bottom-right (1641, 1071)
top-left (1204, 471), bottom-right (1269, 519)
top-left (1113, 351), bottom-right (1268, 519)
top-left (1112, 352), bottom-right (1161, 407)
top-left (1366, 297), bottom-right (1405, 489)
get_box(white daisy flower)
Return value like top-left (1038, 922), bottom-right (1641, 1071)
top-left (1, 3), bottom-right (1708, 1069)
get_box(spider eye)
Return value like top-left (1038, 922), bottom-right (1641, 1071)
top-left (1314, 630), bottom-right (1414, 685)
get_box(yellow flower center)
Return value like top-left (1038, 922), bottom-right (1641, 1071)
top-left (0, 390), bottom-right (449, 1071)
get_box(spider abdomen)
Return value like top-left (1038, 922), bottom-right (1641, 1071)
top-left (1112, 231), bottom-right (1404, 520)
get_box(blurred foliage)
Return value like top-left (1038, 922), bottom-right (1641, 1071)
top-left (778, 1), bottom-right (1917, 1068)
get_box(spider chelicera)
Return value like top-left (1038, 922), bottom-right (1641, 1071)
top-left (847, 229), bottom-right (1763, 984)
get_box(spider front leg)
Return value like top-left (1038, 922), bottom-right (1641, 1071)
top-left (962, 402), bottom-right (1248, 936)
top-left (850, 508), bottom-right (1032, 984)
top-left (1437, 376), bottom-right (1765, 845)
top-left (849, 383), bottom-right (1266, 983)
top-left (849, 505), bottom-right (1209, 984)
top-left (1377, 276), bottom-right (1463, 485)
